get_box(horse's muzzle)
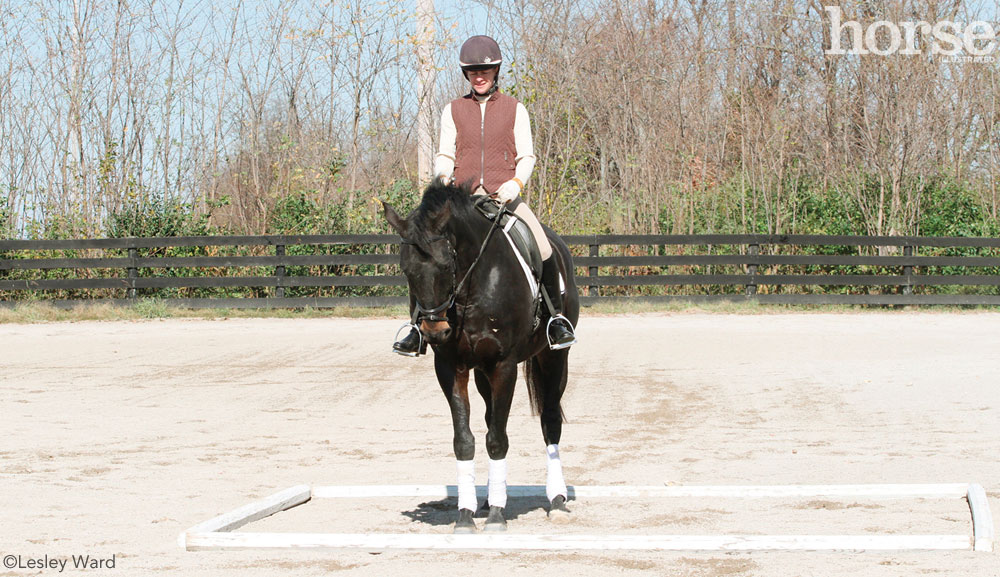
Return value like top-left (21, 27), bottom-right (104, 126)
top-left (420, 319), bottom-right (452, 344)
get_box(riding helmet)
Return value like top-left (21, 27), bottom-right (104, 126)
top-left (459, 35), bottom-right (502, 71)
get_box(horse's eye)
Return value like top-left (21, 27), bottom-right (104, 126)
top-left (430, 246), bottom-right (452, 265)
top-left (400, 257), bottom-right (421, 276)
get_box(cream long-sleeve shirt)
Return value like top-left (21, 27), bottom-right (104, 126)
top-left (434, 95), bottom-right (536, 187)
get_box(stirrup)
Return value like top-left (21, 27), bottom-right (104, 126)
top-left (392, 323), bottom-right (425, 357)
top-left (546, 314), bottom-right (577, 351)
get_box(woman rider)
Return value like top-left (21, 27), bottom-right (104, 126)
top-left (393, 35), bottom-right (576, 355)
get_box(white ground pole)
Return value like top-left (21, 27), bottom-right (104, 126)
top-left (179, 483), bottom-right (994, 553)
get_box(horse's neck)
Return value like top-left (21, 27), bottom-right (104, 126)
top-left (450, 209), bottom-right (491, 264)
top-left (455, 209), bottom-right (526, 301)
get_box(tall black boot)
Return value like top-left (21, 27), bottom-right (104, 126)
top-left (541, 256), bottom-right (577, 350)
top-left (392, 326), bottom-right (423, 356)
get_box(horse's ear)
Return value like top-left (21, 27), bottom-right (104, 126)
top-left (382, 201), bottom-right (409, 238)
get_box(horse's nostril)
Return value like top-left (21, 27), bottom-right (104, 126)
top-left (422, 327), bottom-right (451, 345)
top-left (420, 320), bottom-right (451, 335)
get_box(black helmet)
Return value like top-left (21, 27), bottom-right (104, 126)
top-left (459, 35), bottom-right (502, 71)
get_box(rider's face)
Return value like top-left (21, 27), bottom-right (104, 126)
top-left (467, 68), bottom-right (497, 95)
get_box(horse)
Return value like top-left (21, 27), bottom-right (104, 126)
top-left (383, 180), bottom-right (579, 533)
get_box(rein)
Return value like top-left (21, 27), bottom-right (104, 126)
top-left (408, 197), bottom-right (507, 324)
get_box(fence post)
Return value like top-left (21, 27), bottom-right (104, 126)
top-left (588, 243), bottom-right (599, 297)
top-left (745, 243), bottom-right (759, 297)
top-left (275, 244), bottom-right (286, 299)
top-left (902, 245), bottom-right (914, 296)
top-left (127, 246), bottom-right (138, 301)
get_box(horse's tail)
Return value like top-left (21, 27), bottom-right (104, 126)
top-left (524, 358), bottom-right (542, 417)
top-left (523, 355), bottom-right (567, 422)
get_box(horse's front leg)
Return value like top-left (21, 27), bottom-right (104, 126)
top-left (435, 355), bottom-right (477, 533)
top-left (473, 360), bottom-right (518, 532)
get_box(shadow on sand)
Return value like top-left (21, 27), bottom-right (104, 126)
top-left (401, 494), bottom-right (561, 527)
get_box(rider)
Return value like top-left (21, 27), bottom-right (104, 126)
top-left (393, 34), bottom-right (577, 356)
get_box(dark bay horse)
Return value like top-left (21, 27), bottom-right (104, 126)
top-left (383, 181), bottom-right (579, 533)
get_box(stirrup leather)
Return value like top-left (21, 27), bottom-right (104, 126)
top-left (546, 314), bottom-right (577, 351)
top-left (392, 322), bottom-right (425, 357)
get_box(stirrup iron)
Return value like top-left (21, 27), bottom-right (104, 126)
top-left (392, 322), bottom-right (425, 357)
top-left (546, 314), bottom-right (577, 351)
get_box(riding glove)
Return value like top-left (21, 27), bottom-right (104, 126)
top-left (496, 179), bottom-right (522, 203)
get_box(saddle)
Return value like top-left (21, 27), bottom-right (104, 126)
top-left (475, 198), bottom-right (543, 290)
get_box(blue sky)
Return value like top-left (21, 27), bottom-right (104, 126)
top-left (437, 0), bottom-right (490, 35)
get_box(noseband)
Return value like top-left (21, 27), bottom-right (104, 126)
top-left (404, 198), bottom-right (507, 327)
top-left (415, 297), bottom-right (453, 324)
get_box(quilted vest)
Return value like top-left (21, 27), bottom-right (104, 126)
top-left (450, 92), bottom-right (517, 195)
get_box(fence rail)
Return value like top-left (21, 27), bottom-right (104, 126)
top-left (2, 234), bottom-right (999, 308)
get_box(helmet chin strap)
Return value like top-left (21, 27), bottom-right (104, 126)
top-left (478, 83), bottom-right (499, 97)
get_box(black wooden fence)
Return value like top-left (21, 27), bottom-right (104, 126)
top-left (2, 234), bottom-right (999, 307)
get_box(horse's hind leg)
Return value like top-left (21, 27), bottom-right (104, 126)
top-left (527, 349), bottom-right (571, 520)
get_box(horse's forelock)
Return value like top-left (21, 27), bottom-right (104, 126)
top-left (411, 180), bottom-right (473, 236)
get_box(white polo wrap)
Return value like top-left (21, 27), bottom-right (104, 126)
top-left (488, 458), bottom-right (508, 508)
top-left (456, 459), bottom-right (477, 512)
top-left (546, 444), bottom-right (567, 502)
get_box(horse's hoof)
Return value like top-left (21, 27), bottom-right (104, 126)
top-left (547, 495), bottom-right (571, 523)
top-left (484, 506), bottom-right (507, 532)
top-left (454, 508), bottom-right (477, 534)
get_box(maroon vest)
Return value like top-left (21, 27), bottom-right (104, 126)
top-left (451, 92), bottom-right (517, 194)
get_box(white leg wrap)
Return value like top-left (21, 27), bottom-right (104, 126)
top-left (546, 444), bottom-right (567, 502)
top-left (487, 458), bottom-right (508, 509)
top-left (456, 459), bottom-right (477, 512)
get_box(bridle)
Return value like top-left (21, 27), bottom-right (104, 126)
top-left (405, 235), bottom-right (456, 323)
top-left (403, 197), bottom-right (507, 326)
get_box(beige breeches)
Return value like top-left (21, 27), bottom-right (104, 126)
top-left (473, 190), bottom-right (552, 260)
